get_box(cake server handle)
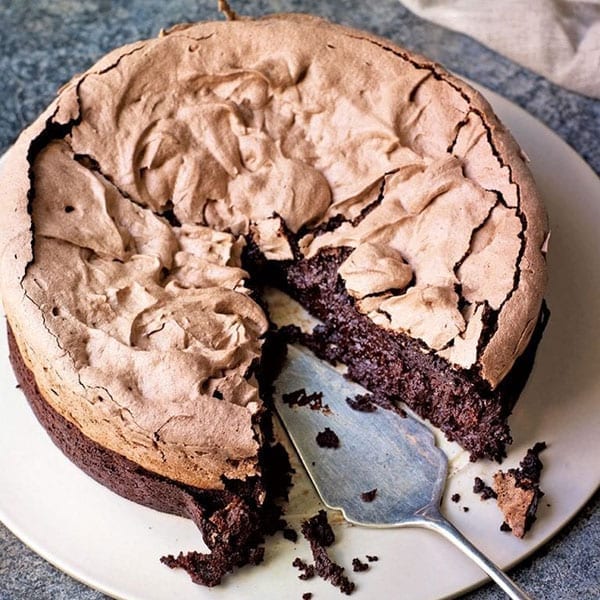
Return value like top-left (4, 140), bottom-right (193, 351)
top-left (412, 506), bottom-right (533, 600)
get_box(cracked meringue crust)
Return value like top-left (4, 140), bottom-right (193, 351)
top-left (0, 14), bottom-right (547, 488)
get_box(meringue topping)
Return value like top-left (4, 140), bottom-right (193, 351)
top-left (0, 14), bottom-right (547, 488)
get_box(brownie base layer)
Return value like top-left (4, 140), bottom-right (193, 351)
top-left (7, 325), bottom-right (290, 587)
top-left (251, 246), bottom-right (548, 462)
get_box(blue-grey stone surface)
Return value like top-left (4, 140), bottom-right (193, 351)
top-left (0, 1), bottom-right (598, 599)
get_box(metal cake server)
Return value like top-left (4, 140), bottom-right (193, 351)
top-left (275, 345), bottom-right (532, 600)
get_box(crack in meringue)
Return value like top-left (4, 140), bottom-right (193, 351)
top-left (334, 32), bottom-right (531, 376)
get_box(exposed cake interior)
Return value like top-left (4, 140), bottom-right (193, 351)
top-left (246, 245), bottom-right (548, 461)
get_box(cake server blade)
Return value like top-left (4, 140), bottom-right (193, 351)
top-left (274, 344), bottom-right (532, 600)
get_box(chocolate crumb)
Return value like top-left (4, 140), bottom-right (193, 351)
top-left (511, 442), bottom-right (546, 488)
top-left (300, 510), bottom-right (355, 595)
top-left (345, 391), bottom-right (401, 414)
top-left (301, 510), bottom-right (335, 547)
top-left (316, 427), bottom-right (340, 449)
top-left (361, 488), bottom-right (377, 502)
top-left (302, 594), bottom-right (313, 600)
top-left (293, 557), bottom-right (307, 569)
top-left (500, 521), bottom-right (512, 532)
top-left (473, 476), bottom-right (497, 500)
top-left (283, 388), bottom-right (330, 413)
top-left (352, 557), bottom-right (369, 572)
top-left (366, 555), bottom-right (379, 562)
top-left (283, 528), bottom-right (298, 543)
top-left (346, 393), bottom-right (377, 412)
top-left (451, 493), bottom-right (460, 503)
top-left (293, 557), bottom-right (316, 581)
top-left (463, 507), bottom-right (469, 512)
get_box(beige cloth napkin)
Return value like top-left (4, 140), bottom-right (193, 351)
top-left (399, 0), bottom-right (600, 98)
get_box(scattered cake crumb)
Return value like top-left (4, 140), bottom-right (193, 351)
top-left (293, 557), bottom-right (316, 580)
top-left (473, 476), bottom-right (497, 500)
top-left (302, 593), bottom-right (313, 600)
top-left (361, 488), bottom-right (377, 502)
top-left (517, 442), bottom-right (547, 482)
top-left (344, 391), bottom-right (406, 416)
top-left (493, 442), bottom-right (547, 538)
top-left (316, 427), bottom-right (340, 449)
top-left (284, 528), bottom-right (298, 543)
top-left (346, 393), bottom-right (377, 412)
top-left (283, 388), bottom-right (330, 413)
top-left (352, 557), bottom-right (369, 572)
top-left (463, 507), bottom-right (469, 512)
top-left (300, 510), bottom-right (355, 595)
top-left (451, 493), bottom-right (460, 503)
top-left (366, 555), bottom-right (379, 562)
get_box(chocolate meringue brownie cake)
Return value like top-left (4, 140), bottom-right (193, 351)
top-left (0, 12), bottom-right (548, 585)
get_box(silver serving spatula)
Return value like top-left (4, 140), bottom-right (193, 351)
top-left (275, 345), bottom-right (532, 600)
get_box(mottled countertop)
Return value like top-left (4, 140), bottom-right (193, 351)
top-left (0, 1), bottom-right (598, 599)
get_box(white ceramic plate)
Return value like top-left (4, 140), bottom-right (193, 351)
top-left (1, 83), bottom-right (599, 600)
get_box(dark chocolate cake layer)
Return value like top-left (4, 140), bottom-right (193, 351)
top-left (7, 325), bottom-right (289, 586)
top-left (253, 246), bottom-right (548, 462)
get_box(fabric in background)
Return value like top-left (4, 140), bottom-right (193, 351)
top-left (399, 0), bottom-right (600, 98)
